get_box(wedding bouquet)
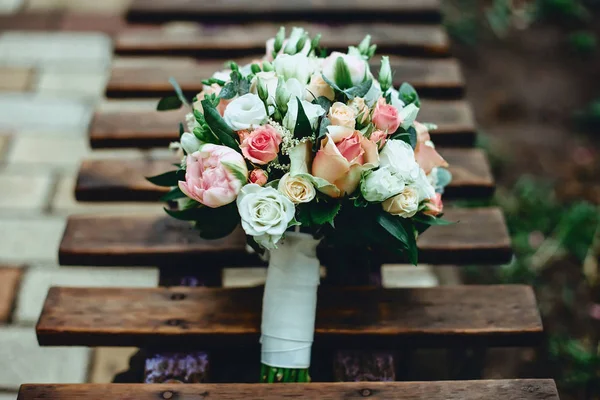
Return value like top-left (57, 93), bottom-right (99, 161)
top-left (148, 27), bottom-right (452, 383)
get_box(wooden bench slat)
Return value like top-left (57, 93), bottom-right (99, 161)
top-left (90, 100), bottom-right (475, 149)
top-left (0, 267), bottom-right (23, 323)
top-left (75, 148), bottom-right (493, 202)
top-left (18, 380), bottom-right (560, 400)
top-left (58, 208), bottom-right (511, 267)
top-left (36, 285), bottom-right (541, 348)
top-left (127, 0), bottom-right (442, 23)
top-left (107, 57), bottom-right (464, 99)
top-left (115, 23), bottom-right (449, 57)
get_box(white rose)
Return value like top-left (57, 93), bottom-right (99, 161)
top-left (380, 140), bottom-right (420, 183)
top-left (322, 51), bottom-right (370, 87)
top-left (278, 173), bottom-right (316, 204)
top-left (237, 184), bottom-right (296, 249)
top-left (416, 168), bottom-right (436, 201)
top-left (348, 97), bottom-right (370, 124)
top-left (223, 93), bottom-right (267, 131)
top-left (283, 97), bottom-right (325, 133)
top-left (180, 132), bottom-right (202, 154)
top-left (328, 102), bottom-right (356, 129)
top-left (212, 69), bottom-right (231, 82)
top-left (274, 53), bottom-right (311, 84)
top-left (250, 71), bottom-right (278, 105)
top-left (361, 166), bottom-right (405, 202)
top-left (305, 73), bottom-right (335, 101)
top-left (364, 80), bottom-right (382, 107)
top-left (382, 186), bottom-right (419, 218)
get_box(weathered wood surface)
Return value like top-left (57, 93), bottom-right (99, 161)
top-left (58, 208), bottom-right (511, 267)
top-left (36, 285), bottom-right (541, 348)
top-left (115, 23), bottom-right (449, 57)
top-left (18, 380), bottom-right (561, 400)
top-left (89, 100), bottom-right (476, 149)
top-left (107, 56), bottom-right (464, 99)
top-left (75, 148), bottom-right (493, 202)
top-left (0, 267), bottom-right (23, 323)
top-left (127, 0), bottom-right (442, 23)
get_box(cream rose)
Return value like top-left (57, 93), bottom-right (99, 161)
top-left (382, 186), bottom-right (419, 218)
top-left (236, 184), bottom-right (296, 249)
top-left (380, 140), bottom-right (420, 183)
top-left (348, 97), bottom-right (370, 124)
top-left (305, 73), bottom-right (335, 101)
top-left (223, 93), bottom-right (268, 131)
top-left (328, 102), bottom-right (356, 129)
top-left (278, 173), bottom-right (316, 204)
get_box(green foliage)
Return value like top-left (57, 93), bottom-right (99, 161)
top-left (146, 170), bottom-right (181, 187)
top-left (293, 97), bottom-right (312, 140)
top-left (398, 82), bottom-right (421, 107)
top-left (569, 31), bottom-right (597, 54)
top-left (574, 97), bottom-right (600, 132)
top-left (160, 187), bottom-right (186, 202)
top-left (333, 56), bottom-right (353, 89)
top-left (201, 99), bottom-right (241, 151)
top-left (296, 198), bottom-right (341, 227)
top-left (157, 96), bottom-right (182, 111)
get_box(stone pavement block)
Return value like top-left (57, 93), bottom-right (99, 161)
top-left (0, 67), bottom-right (34, 92)
top-left (0, 94), bottom-right (92, 130)
top-left (0, 0), bottom-right (23, 14)
top-left (0, 32), bottom-right (112, 67)
top-left (381, 264), bottom-right (439, 288)
top-left (0, 217), bottom-right (65, 264)
top-left (35, 70), bottom-right (109, 99)
top-left (0, 327), bottom-right (90, 390)
top-left (89, 347), bottom-right (138, 383)
top-left (15, 266), bottom-right (158, 324)
top-left (27, 0), bottom-right (132, 14)
top-left (51, 174), bottom-right (160, 215)
top-left (0, 267), bottom-right (23, 323)
top-left (0, 171), bottom-right (53, 212)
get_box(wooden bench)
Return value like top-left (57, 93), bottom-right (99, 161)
top-left (18, 380), bottom-right (560, 400)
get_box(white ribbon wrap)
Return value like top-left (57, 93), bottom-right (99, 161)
top-left (260, 232), bottom-right (321, 369)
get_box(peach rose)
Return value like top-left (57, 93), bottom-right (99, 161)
top-left (250, 169), bottom-right (268, 186)
top-left (178, 144), bottom-right (248, 208)
top-left (372, 97), bottom-right (400, 133)
top-left (193, 83), bottom-right (232, 116)
top-left (312, 125), bottom-right (379, 197)
top-left (240, 124), bottom-right (282, 165)
top-left (369, 129), bottom-right (388, 149)
top-left (413, 121), bottom-right (448, 174)
top-left (348, 97), bottom-right (370, 124)
top-left (305, 73), bottom-right (335, 101)
top-left (424, 193), bottom-right (444, 216)
top-left (328, 102), bottom-right (356, 129)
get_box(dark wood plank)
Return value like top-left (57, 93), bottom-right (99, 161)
top-left (18, 380), bottom-right (560, 400)
top-left (58, 208), bottom-right (511, 267)
top-left (115, 23), bottom-right (449, 58)
top-left (36, 285), bottom-right (541, 348)
top-left (75, 148), bottom-right (493, 202)
top-left (107, 56), bottom-right (464, 99)
top-left (127, 0), bottom-right (442, 23)
top-left (0, 267), bottom-right (23, 323)
top-left (89, 100), bottom-right (475, 149)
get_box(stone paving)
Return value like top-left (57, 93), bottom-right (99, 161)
top-left (0, 1), bottom-right (455, 397)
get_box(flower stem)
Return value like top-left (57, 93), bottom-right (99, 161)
top-left (260, 364), bottom-right (310, 383)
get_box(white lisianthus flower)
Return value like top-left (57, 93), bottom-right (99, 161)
top-left (285, 78), bottom-right (305, 101)
top-left (250, 71), bottom-right (278, 105)
top-left (180, 132), bottom-right (202, 154)
top-left (361, 166), bottom-right (405, 202)
top-left (274, 53), bottom-right (311, 84)
top-left (322, 51), bottom-right (370, 87)
top-left (212, 69), bottom-right (231, 82)
top-left (278, 173), bottom-right (316, 204)
top-left (399, 103), bottom-right (420, 130)
top-left (382, 186), bottom-right (420, 218)
top-left (283, 97), bottom-right (325, 133)
top-left (379, 140), bottom-right (420, 183)
top-left (364, 80), bottom-right (382, 107)
top-left (223, 93), bottom-right (268, 131)
top-left (236, 184), bottom-right (296, 249)
top-left (388, 88), bottom-right (406, 113)
top-left (415, 168), bottom-right (436, 202)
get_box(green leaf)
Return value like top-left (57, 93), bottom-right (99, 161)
top-left (222, 162), bottom-right (248, 185)
top-left (201, 99), bottom-right (241, 151)
top-left (193, 202), bottom-right (240, 239)
top-left (146, 170), bottom-right (180, 187)
top-left (436, 168), bottom-right (453, 188)
top-left (376, 212), bottom-right (418, 265)
top-left (297, 199), bottom-right (341, 227)
top-left (343, 79), bottom-right (372, 100)
top-left (238, 77), bottom-right (251, 96)
top-left (169, 77), bottom-right (190, 107)
top-left (321, 73), bottom-right (342, 92)
top-left (313, 96), bottom-right (332, 114)
top-left (219, 82), bottom-right (237, 99)
top-left (399, 82), bottom-right (420, 107)
top-left (407, 126), bottom-right (417, 149)
top-left (160, 187), bottom-right (187, 202)
top-left (318, 117), bottom-right (331, 139)
top-left (334, 56), bottom-right (353, 90)
top-left (413, 213), bottom-right (455, 226)
top-left (293, 97), bottom-right (312, 140)
top-left (157, 96), bottom-right (182, 111)
top-left (193, 126), bottom-right (219, 144)
top-left (164, 206), bottom-right (203, 221)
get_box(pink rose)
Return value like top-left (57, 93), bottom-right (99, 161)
top-left (369, 129), bottom-right (388, 149)
top-left (372, 98), bottom-right (400, 133)
top-left (413, 121), bottom-right (448, 174)
top-left (240, 124), bottom-right (282, 165)
top-left (312, 126), bottom-right (380, 197)
top-left (194, 83), bottom-right (232, 116)
top-left (178, 144), bottom-right (248, 208)
top-left (424, 193), bottom-right (444, 216)
top-left (250, 169), bottom-right (268, 186)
